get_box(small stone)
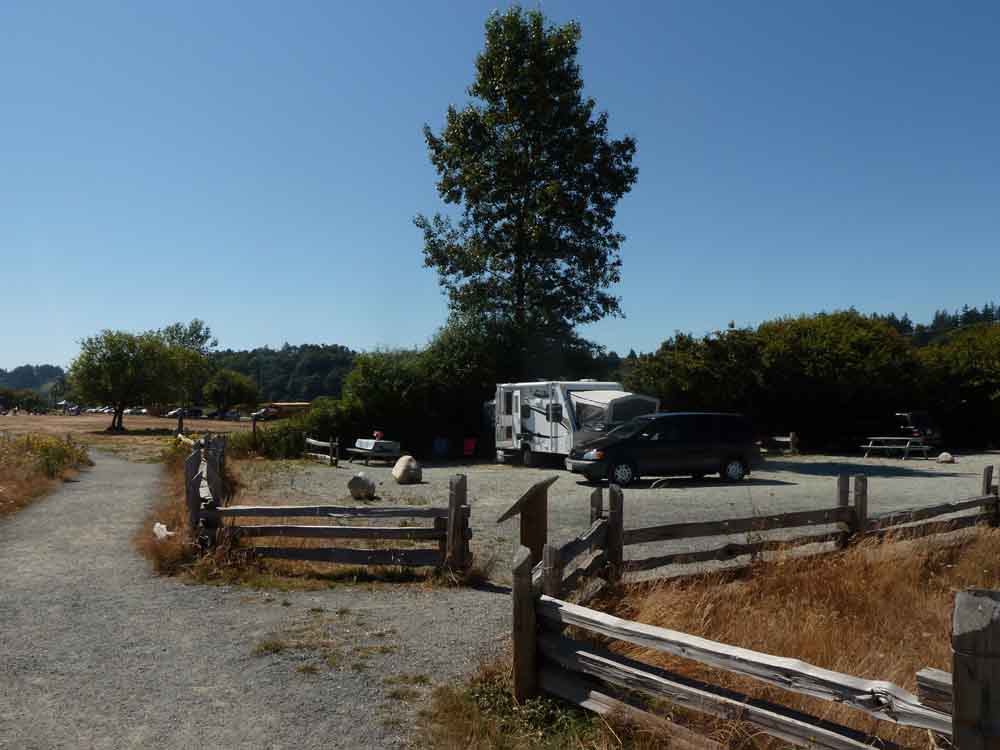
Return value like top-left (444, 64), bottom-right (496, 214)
top-left (348, 472), bottom-right (376, 500)
top-left (936, 452), bottom-right (954, 464)
top-left (391, 455), bottom-right (422, 485)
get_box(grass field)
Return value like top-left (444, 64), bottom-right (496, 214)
top-left (0, 412), bottom-right (252, 461)
top-left (0, 433), bottom-right (92, 517)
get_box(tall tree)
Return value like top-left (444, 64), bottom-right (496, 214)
top-left (68, 331), bottom-right (175, 431)
top-left (158, 319), bottom-right (217, 356)
top-left (415, 6), bottom-right (637, 346)
top-left (203, 369), bottom-right (259, 415)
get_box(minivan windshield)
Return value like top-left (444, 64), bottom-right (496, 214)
top-left (606, 415), bottom-right (655, 440)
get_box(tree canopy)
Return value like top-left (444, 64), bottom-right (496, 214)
top-left (203, 369), bottom-right (259, 414)
top-left (416, 6), bottom-right (637, 349)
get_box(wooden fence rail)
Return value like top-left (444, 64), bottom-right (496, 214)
top-left (185, 439), bottom-right (472, 571)
top-left (512, 543), bottom-right (1000, 749)
top-left (303, 435), bottom-right (339, 467)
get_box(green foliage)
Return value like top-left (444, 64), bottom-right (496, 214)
top-left (157, 319), bottom-right (217, 355)
top-left (0, 387), bottom-right (47, 412)
top-left (416, 6), bottom-right (637, 334)
top-left (212, 344), bottom-right (355, 402)
top-left (68, 330), bottom-right (177, 430)
top-left (627, 312), bottom-right (927, 448)
top-left (203, 369), bottom-right (259, 413)
top-left (0, 364), bottom-right (64, 394)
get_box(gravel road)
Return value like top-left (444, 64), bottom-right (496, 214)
top-left (0, 452), bottom-right (509, 750)
top-left (238, 451), bottom-right (1000, 578)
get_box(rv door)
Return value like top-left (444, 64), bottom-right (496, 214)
top-left (512, 392), bottom-right (520, 445)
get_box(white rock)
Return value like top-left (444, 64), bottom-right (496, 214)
top-left (152, 522), bottom-right (175, 541)
top-left (392, 455), bottom-right (422, 485)
top-left (937, 452), bottom-right (955, 464)
top-left (348, 472), bottom-right (376, 500)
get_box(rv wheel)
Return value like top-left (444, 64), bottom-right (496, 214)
top-left (521, 446), bottom-right (534, 467)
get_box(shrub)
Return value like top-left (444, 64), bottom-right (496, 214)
top-left (0, 434), bottom-right (91, 516)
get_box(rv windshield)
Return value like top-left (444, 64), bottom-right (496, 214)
top-left (606, 415), bottom-right (655, 440)
top-left (574, 402), bottom-right (609, 431)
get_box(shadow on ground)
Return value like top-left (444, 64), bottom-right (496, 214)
top-left (765, 458), bottom-right (966, 479)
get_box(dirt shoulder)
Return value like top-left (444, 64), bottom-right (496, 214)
top-left (0, 451), bottom-right (508, 750)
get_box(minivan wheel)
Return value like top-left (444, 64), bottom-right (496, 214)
top-left (609, 462), bottom-right (637, 487)
top-left (722, 459), bottom-right (747, 482)
top-left (522, 446), bottom-right (534, 467)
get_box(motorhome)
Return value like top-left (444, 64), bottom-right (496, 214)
top-left (493, 380), bottom-right (659, 465)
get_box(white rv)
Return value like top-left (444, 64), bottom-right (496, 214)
top-left (494, 381), bottom-right (660, 465)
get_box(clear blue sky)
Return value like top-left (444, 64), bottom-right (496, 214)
top-left (3, 1), bottom-right (998, 369)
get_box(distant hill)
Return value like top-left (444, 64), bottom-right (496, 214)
top-left (212, 344), bottom-right (356, 403)
top-left (0, 364), bottom-right (64, 393)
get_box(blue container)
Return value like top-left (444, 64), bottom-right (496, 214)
top-left (432, 436), bottom-right (450, 459)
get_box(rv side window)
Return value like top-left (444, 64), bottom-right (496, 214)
top-left (521, 404), bottom-right (531, 419)
top-left (503, 392), bottom-right (513, 415)
top-left (547, 404), bottom-right (563, 422)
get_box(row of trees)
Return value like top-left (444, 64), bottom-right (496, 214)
top-left (67, 320), bottom-right (258, 431)
top-left (212, 344), bottom-right (355, 402)
top-left (623, 311), bottom-right (1000, 449)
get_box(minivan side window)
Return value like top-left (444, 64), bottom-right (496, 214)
top-left (720, 416), bottom-right (751, 442)
top-left (504, 392), bottom-right (513, 415)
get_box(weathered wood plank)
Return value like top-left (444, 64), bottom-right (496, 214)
top-left (208, 504), bottom-right (449, 519)
top-left (542, 544), bottom-right (564, 598)
top-left (867, 496), bottom-right (997, 531)
top-left (305, 437), bottom-right (330, 448)
top-left (916, 667), bottom-right (951, 715)
top-left (624, 532), bottom-right (844, 573)
top-left (538, 633), bottom-right (898, 750)
top-left (624, 507), bottom-right (852, 546)
top-left (952, 589), bottom-right (1000, 750)
top-left (235, 524), bottom-right (445, 540)
top-left (869, 512), bottom-right (991, 542)
top-left (496, 475), bottom-right (559, 523)
top-left (559, 519), bottom-right (608, 567)
top-left (607, 485), bottom-right (624, 580)
top-left (561, 550), bottom-right (608, 593)
top-left (446, 474), bottom-right (468, 569)
top-left (536, 596), bottom-right (951, 734)
top-left (512, 546), bottom-right (537, 701)
top-left (538, 666), bottom-right (724, 750)
top-left (250, 546), bottom-right (441, 567)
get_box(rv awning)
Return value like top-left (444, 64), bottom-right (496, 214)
top-left (568, 390), bottom-right (628, 407)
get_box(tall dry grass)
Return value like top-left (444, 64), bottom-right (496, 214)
top-left (606, 530), bottom-right (1000, 747)
top-left (0, 433), bottom-right (91, 516)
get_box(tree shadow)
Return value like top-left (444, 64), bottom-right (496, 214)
top-left (575, 476), bottom-right (796, 490)
top-left (764, 458), bottom-right (966, 479)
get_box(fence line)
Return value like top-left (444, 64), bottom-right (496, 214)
top-left (513, 546), bottom-right (1000, 748)
top-left (183, 437), bottom-right (471, 571)
top-left (303, 435), bottom-right (339, 467)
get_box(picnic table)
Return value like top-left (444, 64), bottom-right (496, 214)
top-left (861, 436), bottom-right (932, 460)
top-left (345, 438), bottom-right (402, 466)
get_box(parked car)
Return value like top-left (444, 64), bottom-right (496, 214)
top-left (251, 407), bottom-right (279, 421)
top-left (206, 410), bottom-right (241, 420)
top-left (565, 412), bottom-right (761, 486)
top-left (165, 407), bottom-right (203, 418)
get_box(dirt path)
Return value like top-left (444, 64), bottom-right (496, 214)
top-left (0, 452), bottom-right (509, 750)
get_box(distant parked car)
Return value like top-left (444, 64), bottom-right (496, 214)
top-left (251, 407), bottom-right (279, 421)
top-left (166, 407), bottom-right (202, 418)
top-left (566, 412), bottom-right (762, 486)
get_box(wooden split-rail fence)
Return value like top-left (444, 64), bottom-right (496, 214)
top-left (303, 435), bottom-right (340, 467)
top-left (513, 551), bottom-right (997, 750)
top-left (181, 434), bottom-right (471, 570)
top-left (502, 467), bottom-right (1000, 749)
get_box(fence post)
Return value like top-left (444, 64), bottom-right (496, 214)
top-left (434, 516), bottom-right (447, 564)
top-left (521, 485), bottom-right (549, 565)
top-left (852, 475), bottom-right (868, 539)
top-left (512, 546), bottom-right (538, 702)
top-left (446, 474), bottom-right (469, 570)
top-left (606, 484), bottom-right (624, 582)
top-left (541, 543), bottom-right (563, 598)
top-left (251, 415), bottom-right (258, 450)
top-left (328, 436), bottom-right (335, 467)
top-left (332, 437), bottom-right (339, 468)
top-left (836, 474), bottom-right (850, 547)
top-left (952, 589), bottom-right (1000, 750)
top-left (590, 487), bottom-right (604, 552)
top-left (183, 449), bottom-right (202, 535)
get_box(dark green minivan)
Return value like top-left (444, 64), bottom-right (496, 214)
top-left (564, 412), bottom-right (761, 486)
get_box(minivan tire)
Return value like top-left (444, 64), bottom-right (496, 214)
top-left (721, 458), bottom-right (747, 482)
top-left (609, 462), bottom-right (637, 487)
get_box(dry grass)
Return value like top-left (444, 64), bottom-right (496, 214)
top-left (416, 655), bottom-right (681, 750)
top-left (132, 442), bottom-right (200, 573)
top-left (0, 433), bottom-right (91, 517)
top-left (601, 529), bottom-right (1000, 748)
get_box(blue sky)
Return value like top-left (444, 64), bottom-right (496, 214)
top-left (2, 1), bottom-right (998, 369)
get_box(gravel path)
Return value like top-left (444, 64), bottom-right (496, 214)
top-left (0, 452), bottom-right (509, 750)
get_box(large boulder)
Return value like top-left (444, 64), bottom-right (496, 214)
top-left (392, 455), bottom-right (422, 485)
top-left (348, 472), bottom-right (376, 500)
top-left (936, 452), bottom-right (955, 464)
